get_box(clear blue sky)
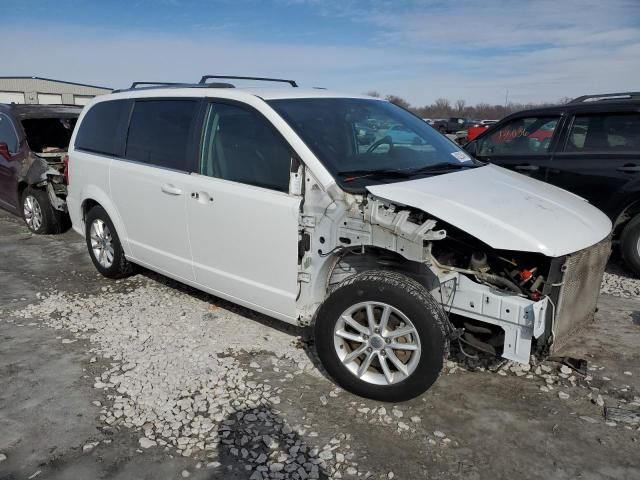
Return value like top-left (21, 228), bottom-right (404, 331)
top-left (2, 0), bottom-right (639, 105)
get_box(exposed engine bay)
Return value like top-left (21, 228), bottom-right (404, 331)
top-left (296, 174), bottom-right (610, 365)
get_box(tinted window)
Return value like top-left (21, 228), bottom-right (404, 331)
top-left (564, 113), bottom-right (640, 152)
top-left (478, 116), bottom-right (559, 156)
top-left (200, 102), bottom-right (291, 192)
top-left (75, 100), bottom-right (130, 156)
top-left (0, 114), bottom-right (18, 152)
top-left (126, 100), bottom-right (199, 170)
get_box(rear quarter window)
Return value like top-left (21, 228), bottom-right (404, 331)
top-left (74, 100), bottom-right (131, 156)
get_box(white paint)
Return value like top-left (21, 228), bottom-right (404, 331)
top-left (367, 164), bottom-right (612, 257)
top-left (109, 161), bottom-right (194, 281)
top-left (184, 173), bottom-right (300, 319)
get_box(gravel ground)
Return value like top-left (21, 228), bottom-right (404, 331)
top-left (1, 210), bottom-right (639, 480)
top-left (600, 262), bottom-right (640, 298)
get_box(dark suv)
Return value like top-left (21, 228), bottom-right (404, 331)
top-left (0, 104), bottom-right (81, 233)
top-left (465, 92), bottom-right (640, 275)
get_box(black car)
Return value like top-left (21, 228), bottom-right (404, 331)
top-left (465, 92), bottom-right (640, 275)
top-left (0, 103), bottom-right (81, 233)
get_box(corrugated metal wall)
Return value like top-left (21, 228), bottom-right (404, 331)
top-left (0, 77), bottom-right (111, 105)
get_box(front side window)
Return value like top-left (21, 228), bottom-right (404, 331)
top-left (0, 114), bottom-right (18, 152)
top-left (564, 113), bottom-right (640, 152)
top-left (75, 100), bottom-right (131, 156)
top-left (268, 98), bottom-right (476, 191)
top-left (200, 102), bottom-right (291, 192)
top-left (477, 116), bottom-right (559, 156)
top-left (126, 99), bottom-right (199, 170)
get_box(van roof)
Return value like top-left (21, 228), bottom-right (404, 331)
top-left (101, 86), bottom-right (379, 102)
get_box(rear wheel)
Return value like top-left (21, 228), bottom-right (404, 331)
top-left (620, 214), bottom-right (640, 276)
top-left (315, 270), bottom-right (449, 402)
top-left (22, 186), bottom-right (60, 234)
top-left (85, 205), bottom-right (136, 278)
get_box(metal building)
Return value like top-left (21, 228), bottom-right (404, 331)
top-left (0, 76), bottom-right (111, 105)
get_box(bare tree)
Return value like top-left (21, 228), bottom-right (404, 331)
top-left (385, 95), bottom-right (411, 109)
top-left (364, 90), bottom-right (381, 98)
top-left (455, 99), bottom-right (466, 115)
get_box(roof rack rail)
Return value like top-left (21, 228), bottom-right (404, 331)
top-left (568, 92), bottom-right (640, 104)
top-left (199, 75), bottom-right (298, 87)
top-left (130, 81), bottom-right (187, 89)
top-left (113, 81), bottom-right (235, 93)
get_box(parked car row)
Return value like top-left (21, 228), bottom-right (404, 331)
top-left (0, 79), bottom-right (624, 403)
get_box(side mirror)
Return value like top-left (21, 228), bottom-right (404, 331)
top-left (0, 142), bottom-right (11, 159)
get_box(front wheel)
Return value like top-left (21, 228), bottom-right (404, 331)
top-left (620, 214), bottom-right (640, 276)
top-left (314, 271), bottom-right (449, 402)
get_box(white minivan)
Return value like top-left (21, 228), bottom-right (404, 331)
top-left (67, 76), bottom-right (612, 401)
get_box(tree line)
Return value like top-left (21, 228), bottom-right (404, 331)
top-left (365, 91), bottom-right (572, 121)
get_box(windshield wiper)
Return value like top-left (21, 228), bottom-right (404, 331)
top-left (337, 168), bottom-right (414, 182)
top-left (403, 162), bottom-right (477, 175)
top-left (338, 163), bottom-right (478, 182)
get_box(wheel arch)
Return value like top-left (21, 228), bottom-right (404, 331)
top-left (78, 187), bottom-right (131, 256)
top-left (613, 198), bottom-right (640, 234)
top-left (327, 246), bottom-right (440, 293)
top-left (298, 246), bottom-right (442, 327)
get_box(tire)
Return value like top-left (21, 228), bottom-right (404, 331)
top-left (22, 186), bottom-right (61, 234)
top-left (314, 270), bottom-right (449, 402)
top-left (620, 214), bottom-right (640, 276)
top-left (85, 205), bottom-right (136, 278)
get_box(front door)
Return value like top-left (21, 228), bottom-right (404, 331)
top-left (546, 111), bottom-right (640, 219)
top-left (110, 98), bottom-right (201, 281)
top-left (184, 100), bottom-right (301, 320)
top-left (472, 114), bottom-right (563, 181)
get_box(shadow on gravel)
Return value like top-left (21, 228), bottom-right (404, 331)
top-left (210, 406), bottom-right (329, 480)
top-left (138, 269), bottom-right (333, 382)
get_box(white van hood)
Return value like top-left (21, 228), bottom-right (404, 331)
top-left (366, 164), bottom-right (612, 257)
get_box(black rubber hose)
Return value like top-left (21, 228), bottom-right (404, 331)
top-left (476, 273), bottom-right (523, 294)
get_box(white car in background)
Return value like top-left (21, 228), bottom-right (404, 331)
top-left (66, 76), bottom-right (611, 402)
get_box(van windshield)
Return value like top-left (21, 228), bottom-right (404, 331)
top-left (268, 98), bottom-right (479, 190)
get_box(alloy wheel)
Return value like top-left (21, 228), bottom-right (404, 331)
top-left (23, 195), bottom-right (43, 231)
top-left (90, 219), bottom-right (115, 268)
top-left (333, 301), bottom-right (421, 385)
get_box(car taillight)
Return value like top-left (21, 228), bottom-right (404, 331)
top-left (63, 154), bottom-right (69, 185)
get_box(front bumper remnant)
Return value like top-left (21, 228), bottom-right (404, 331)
top-left (438, 275), bottom-right (548, 363)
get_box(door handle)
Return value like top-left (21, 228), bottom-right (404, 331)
top-left (161, 183), bottom-right (182, 195)
top-left (514, 164), bottom-right (540, 172)
top-left (617, 164), bottom-right (640, 173)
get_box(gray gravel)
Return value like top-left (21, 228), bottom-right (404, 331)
top-left (600, 262), bottom-right (640, 298)
top-left (11, 284), bottom-right (369, 479)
